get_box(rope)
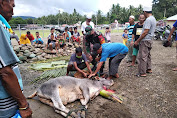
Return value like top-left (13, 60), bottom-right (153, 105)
top-left (66, 105), bottom-right (87, 118)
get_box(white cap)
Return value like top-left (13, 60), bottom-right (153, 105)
top-left (129, 15), bottom-right (135, 19)
top-left (86, 14), bottom-right (92, 19)
top-left (143, 6), bottom-right (152, 11)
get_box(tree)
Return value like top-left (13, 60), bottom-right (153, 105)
top-left (26, 18), bottom-right (33, 24)
top-left (152, 0), bottom-right (177, 20)
top-left (9, 17), bottom-right (27, 25)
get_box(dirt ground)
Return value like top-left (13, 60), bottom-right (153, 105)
top-left (18, 33), bottom-right (177, 118)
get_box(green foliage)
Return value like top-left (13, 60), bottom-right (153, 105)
top-left (9, 1), bottom-right (177, 25)
top-left (9, 17), bottom-right (27, 25)
top-left (152, 0), bottom-right (177, 20)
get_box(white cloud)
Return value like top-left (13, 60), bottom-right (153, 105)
top-left (13, 0), bottom-right (153, 17)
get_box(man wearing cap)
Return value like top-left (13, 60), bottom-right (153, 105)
top-left (134, 6), bottom-right (156, 77)
top-left (84, 26), bottom-right (107, 75)
top-left (127, 15), bottom-right (135, 63)
top-left (88, 43), bottom-right (128, 80)
top-left (81, 15), bottom-right (95, 61)
top-left (81, 15), bottom-right (95, 35)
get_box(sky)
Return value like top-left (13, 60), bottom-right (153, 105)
top-left (13, 0), bottom-right (153, 18)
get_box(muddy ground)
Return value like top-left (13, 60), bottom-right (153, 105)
top-left (18, 33), bottom-right (177, 118)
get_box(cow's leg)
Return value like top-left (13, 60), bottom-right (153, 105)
top-left (51, 89), bottom-right (78, 117)
top-left (79, 87), bottom-right (91, 118)
top-left (80, 87), bottom-right (90, 106)
top-left (39, 97), bottom-right (68, 117)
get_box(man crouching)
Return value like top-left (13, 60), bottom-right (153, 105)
top-left (89, 43), bottom-right (128, 80)
top-left (66, 47), bottom-right (92, 77)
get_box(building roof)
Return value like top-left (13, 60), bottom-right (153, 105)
top-left (166, 14), bottom-right (177, 21)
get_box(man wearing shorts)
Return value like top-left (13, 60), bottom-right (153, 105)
top-left (57, 33), bottom-right (66, 49)
top-left (66, 47), bottom-right (92, 77)
top-left (73, 27), bottom-right (81, 44)
top-left (46, 27), bottom-right (59, 51)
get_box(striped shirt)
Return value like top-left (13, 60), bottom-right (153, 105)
top-left (0, 21), bottom-right (23, 118)
top-left (127, 24), bottom-right (135, 41)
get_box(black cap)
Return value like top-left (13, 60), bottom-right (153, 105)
top-left (76, 47), bottom-right (82, 53)
top-left (93, 43), bottom-right (101, 54)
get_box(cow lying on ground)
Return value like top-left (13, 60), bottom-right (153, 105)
top-left (28, 76), bottom-right (114, 118)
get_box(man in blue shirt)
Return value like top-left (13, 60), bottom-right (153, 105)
top-left (88, 43), bottom-right (128, 80)
top-left (167, 20), bottom-right (177, 71)
top-left (0, 0), bottom-right (32, 117)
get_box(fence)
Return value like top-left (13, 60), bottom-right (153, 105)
top-left (10, 24), bottom-right (124, 39)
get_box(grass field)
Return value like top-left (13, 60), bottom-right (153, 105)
top-left (13, 29), bottom-right (123, 39)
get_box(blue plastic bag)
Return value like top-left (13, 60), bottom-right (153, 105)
top-left (11, 110), bottom-right (22, 118)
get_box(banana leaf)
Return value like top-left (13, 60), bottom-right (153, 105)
top-left (30, 63), bottom-right (52, 70)
top-left (51, 60), bottom-right (66, 65)
top-left (30, 60), bottom-right (68, 71)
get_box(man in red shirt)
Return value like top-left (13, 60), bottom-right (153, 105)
top-left (26, 31), bottom-right (34, 45)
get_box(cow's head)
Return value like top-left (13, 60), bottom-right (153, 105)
top-left (99, 77), bottom-right (114, 88)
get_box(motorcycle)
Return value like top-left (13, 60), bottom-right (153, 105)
top-left (161, 25), bottom-right (176, 47)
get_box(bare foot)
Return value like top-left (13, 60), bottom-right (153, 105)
top-left (106, 76), bottom-right (113, 80)
top-left (128, 64), bottom-right (135, 67)
top-left (146, 69), bottom-right (152, 73)
top-left (140, 74), bottom-right (147, 77)
top-left (114, 73), bottom-right (119, 78)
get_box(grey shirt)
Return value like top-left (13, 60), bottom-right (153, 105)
top-left (141, 16), bottom-right (156, 41)
top-left (69, 53), bottom-right (87, 65)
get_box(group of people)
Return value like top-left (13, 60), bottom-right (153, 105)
top-left (67, 15), bottom-right (127, 80)
top-left (1, 0), bottom-right (177, 118)
top-left (11, 31), bottom-right (44, 46)
top-left (67, 6), bottom-right (157, 80)
top-left (122, 6), bottom-right (157, 77)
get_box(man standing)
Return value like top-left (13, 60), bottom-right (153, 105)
top-left (127, 15), bottom-right (135, 62)
top-left (0, 0), bottom-right (32, 118)
top-left (129, 14), bottom-right (145, 67)
top-left (81, 15), bottom-right (95, 59)
top-left (84, 26), bottom-right (107, 75)
top-left (167, 20), bottom-right (177, 71)
top-left (134, 6), bottom-right (156, 77)
top-left (88, 43), bottom-right (128, 80)
top-left (81, 15), bottom-right (95, 35)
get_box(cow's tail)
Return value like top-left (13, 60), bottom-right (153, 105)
top-left (27, 91), bottom-right (37, 99)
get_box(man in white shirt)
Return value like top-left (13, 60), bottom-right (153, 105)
top-left (82, 15), bottom-right (95, 63)
top-left (81, 15), bottom-right (95, 35)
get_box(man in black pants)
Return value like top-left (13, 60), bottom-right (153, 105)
top-left (88, 43), bottom-right (128, 80)
top-left (83, 26), bottom-right (107, 76)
